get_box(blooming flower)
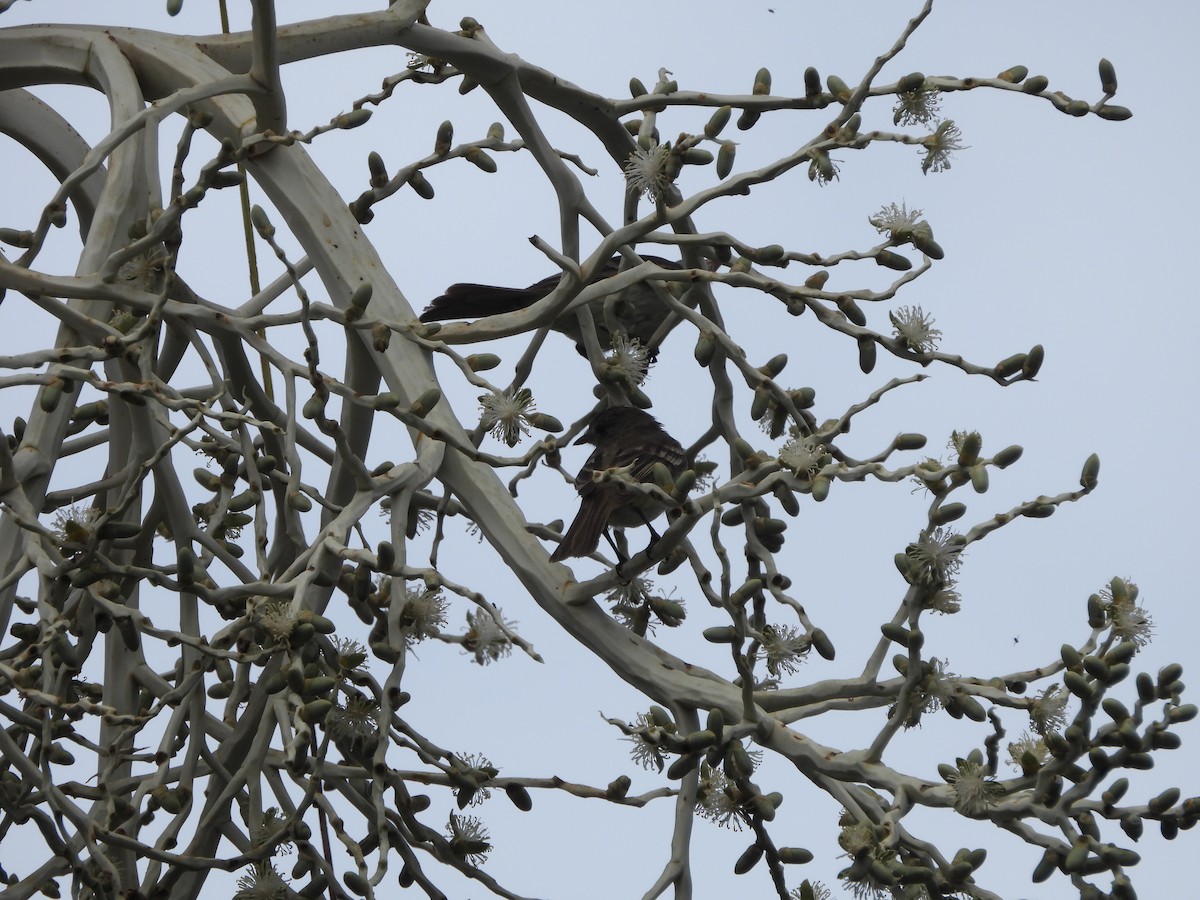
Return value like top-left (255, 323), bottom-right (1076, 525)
top-left (759, 624), bottom-right (810, 677)
top-left (779, 430), bottom-right (826, 478)
top-left (1007, 732), bottom-right (1050, 772)
top-left (921, 120), bottom-right (966, 174)
top-left (1028, 684), bottom-right (1069, 735)
top-left (624, 144), bottom-right (672, 201)
top-left (605, 333), bottom-right (650, 385)
top-left (945, 756), bottom-right (1004, 815)
top-left (446, 812), bottom-right (491, 865)
top-left (890, 305), bottom-right (942, 353)
top-left (234, 861), bottom-right (290, 899)
top-left (893, 86), bottom-right (942, 127)
top-left (327, 694), bottom-right (380, 749)
top-left (905, 526), bottom-right (964, 587)
top-left (869, 201), bottom-right (925, 239)
top-left (399, 587), bottom-right (448, 646)
top-left (1100, 577), bottom-right (1152, 648)
top-left (478, 387), bottom-right (535, 447)
top-left (463, 607), bottom-right (514, 665)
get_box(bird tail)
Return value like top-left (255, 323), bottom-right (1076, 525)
top-left (419, 284), bottom-right (541, 322)
top-left (549, 493), bottom-right (618, 562)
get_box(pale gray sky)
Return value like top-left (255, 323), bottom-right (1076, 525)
top-left (1, 2), bottom-right (1196, 898)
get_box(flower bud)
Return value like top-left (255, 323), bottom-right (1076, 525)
top-left (997, 65), bottom-right (1029, 84)
top-left (408, 171), bottom-right (434, 199)
top-left (1098, 58), bottom-right (1118, 94)
top-left (705, 105), bottom-right (732, 139)
top-left (716, 141), bottom-right (736, 179)
top-left (1022, 75), bottom-right (1049, 93)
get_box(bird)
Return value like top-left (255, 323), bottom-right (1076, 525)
top-left (550, 405), bottom-right (688, 562)
top-left (419, 255), bottom-right (682, 355)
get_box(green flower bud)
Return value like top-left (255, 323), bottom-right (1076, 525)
top-left (897, 72), bottom-right (925, 92)
top-left (931, 502), bottom-right (966, 524)
top-left (436, 120), bottom-right (453, 156)
top-left (630, 77), bottom-right (647, 97)
top-left (810, 475), bottom-right (830, 502)
top-left (734, 843), bottom-right (764, 874)
top-left (804, 66), bottom-right (821, 98)
top-left (1064, 99), bottom-right (1090, 117)
top-left (752, 67), bottom-right (772, 95)
top-left (336, 108), bottom-right (372, 130)
top-left (1080, 453), bottom-right (1100, 489)
top-left (466, 149), bottom-right (497, 172)
top-left (997, 65), bottom-right (1029, 84)
top-left (408, 171), bottom-right (435, 199)
top-left (875, 249), bottom-right (913, 270)
top-left (703, 626), bottom-right (738, 644)
top-left (1022, 75), bottom-right (1049, 93)
top-left (705, 105), bottom-right (732, 138)
top-left (716, 141), bottom-right (736, 179)
top-left (1022, 344), bottom-right (1045, 379)
top-left (694, 330), bottom-right (717, 366)
top-left (826, 75), bottom-right (851, 102)
top-left (736, 108), bottom-right (761, 130)
top-left (810, 628), bottom-right (835, 660)
top-left (857, 336), bottom-right (876, 374)
top-left (506, 783), bottom-right (533, 811)
top-left (993, 444), bottom-right (1023, 468)
top-left (466, 353), bottom-right (502, 372)
top-left (1098, 58), bottom-right (1118, 94)
top-left (1095, 105), bottom-right (1132, 121)
top-left (409, 387), bottom-right (442, 418)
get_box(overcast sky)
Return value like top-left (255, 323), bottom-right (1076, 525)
top-left (1, 2), bottom-right (1197, 898)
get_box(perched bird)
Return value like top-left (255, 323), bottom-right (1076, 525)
top-left (550, 405), bottom-right (688, 562)
top-left (419, 255), bottom-right (682, 355)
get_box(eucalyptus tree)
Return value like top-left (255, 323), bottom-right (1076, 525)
top-left (0, 2), bottom-right (1190, 899)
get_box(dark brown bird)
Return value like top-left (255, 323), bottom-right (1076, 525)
top-left (550, 406), bottom-right (688, 562)
top-left (420, 255), bottom-right (682, 355)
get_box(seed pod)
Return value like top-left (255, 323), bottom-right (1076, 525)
top-left (705, 105), bottom-right (732, 138)
top-left (1022, 75), bottom-right (1050, 93)
top-left (1098, 58), bottom-right (1118, 94)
